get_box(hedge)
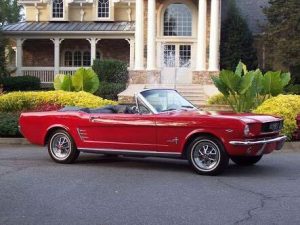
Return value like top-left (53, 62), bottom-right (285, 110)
top-left (253, 95), bottom-right (300, 139)
top-left (0, 90), bottom-right (117, 112)
top-left (0, 76), bottom-right (41, 92)
top-left (92, 59), bottom-right (128, 84)
top-left (96, 81), bottom-right (126, 101)
top-left (0, 112), bottom-right (22, 137)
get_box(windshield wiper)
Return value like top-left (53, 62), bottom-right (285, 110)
top-left (181, 105), bottom-right (194, 109)
top-left (161, 108), bottom-right (178, 112)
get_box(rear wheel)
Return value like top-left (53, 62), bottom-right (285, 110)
top-left (231, 155), bottom-right (263, 166)
top-left (48, 129), bottom-right (79, 164)
top-left (187, 136), bottom-right (229, 175)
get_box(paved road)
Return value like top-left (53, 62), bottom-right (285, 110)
top-left (0, 145), bottom-right (300, 225)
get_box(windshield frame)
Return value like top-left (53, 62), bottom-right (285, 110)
top-left (136, 89), bottom-right (197, 115)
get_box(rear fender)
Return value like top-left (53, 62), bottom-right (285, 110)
top-left (44, 124), bottom-right (71, 145)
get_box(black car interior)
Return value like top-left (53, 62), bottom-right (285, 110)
top-left (59, 105), bottom-right (137, 114)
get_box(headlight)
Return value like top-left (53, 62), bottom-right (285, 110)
top-left (244, 124), bottom-right (250, 136)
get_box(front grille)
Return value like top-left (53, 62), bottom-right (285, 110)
top-left (261, 121), bottom-right (283, 133)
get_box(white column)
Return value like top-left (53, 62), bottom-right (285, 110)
top-left (147, 0), bottom-right (156, 70)
top-left (134, 0), bottom-right (144, 70)
top-left (196, 0), bottom-right (207, 71)
top-left (209, 0), bottom-right (221, 71)
top-left (88, 38), bottom-right (100, 65)
top-left (16, 39), bottom-right (24, 76)
top-left (51, 38), bottom-right (62, 75)
top-left (126, 38), bottom-right (135, 69)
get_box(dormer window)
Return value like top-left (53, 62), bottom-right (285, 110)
top-left (98, 0), bottom-right (109, 18)
top-left (52, 0), bottom-right (64, 18)
top-left (95, 0), bottom-right (114, 21)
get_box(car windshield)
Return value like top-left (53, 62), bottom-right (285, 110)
top-left (140, 89), bottom-right (196, 113)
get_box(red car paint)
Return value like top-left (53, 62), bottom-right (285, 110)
top-left (19, 109), bottom-right (285, 157)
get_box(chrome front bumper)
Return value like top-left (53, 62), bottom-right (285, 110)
top-left (229, 136), bottom-right (287, 155)
top-left (229, 136), bottom-right (287, 146)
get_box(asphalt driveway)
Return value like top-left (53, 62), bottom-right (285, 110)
top-left (0, 144), bottom-right (300, 225)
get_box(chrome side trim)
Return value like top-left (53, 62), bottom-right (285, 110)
top-left (77, 148), bottom-right (181, 158)
top-left (229, 136), bottom-right (287, 146)
top-left (78, 148), bottom-right (180, 155)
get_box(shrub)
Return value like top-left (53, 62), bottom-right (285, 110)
top-left (285, 84), bottom-right (300, 95)
top-left (0, 76), bottom-right (41, 92)
top-left (53, 68), bottom-right (99, 94)
top-left (0, 91), bottom-right (117, 112)
top-left (0, 112), bottom-right (22, 137)
top-left (92, 59), bottom-right (128, 83)
top-left (96, 82), bottom-right (126, 101)
top-left (212, 61), bottom-right (291, 112)
top-left (208, 94), bottom-right (229, 105)
top-left (253, 95), bottom-right (300, 139)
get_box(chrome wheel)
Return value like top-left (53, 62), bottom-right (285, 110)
top-left (191, 140), bottom-right (220, 171)
top-left (49, 133), bottom-right (72, 161)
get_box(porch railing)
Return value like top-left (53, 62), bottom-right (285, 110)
top-left (21, 67), bottom-right (55, 83)
top-left (20, 67), bottom-right (90, 83)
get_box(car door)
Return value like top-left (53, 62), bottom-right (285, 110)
top-left (79, 112), bottom-right (157, 151)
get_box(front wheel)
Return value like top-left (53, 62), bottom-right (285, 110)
top-left (48, 129), bottom-right (80, 164)
top-left (231, 155), bottom-right (263, 166)
top-left (187, 136), bottom-right (229, 175)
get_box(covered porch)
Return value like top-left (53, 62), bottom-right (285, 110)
top-left (3, 21), bottom-right (135, 84)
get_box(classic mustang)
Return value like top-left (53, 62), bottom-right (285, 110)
top-left (19, 89), bottom-right (286, 175)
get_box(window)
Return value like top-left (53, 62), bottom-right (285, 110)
top-left (179, 45), bottom-right (191, 67)
top-left (74, 51), bottom-right (82, 66)
top-left (83, 51), bottom-right (91, 66)
top-left (64, 51), bottom-right (72, 66)
top-left (163, 3), bottom-right (192, 36)
top-left (52, 0), bottom-right (64, 18)
top-left (98, 0), bottom-right (110, 18)
top-left (163, 45), bottom-right (176, 67)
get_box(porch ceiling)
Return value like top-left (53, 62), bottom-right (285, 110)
top-left (2, 21), bottom-right (135, 34)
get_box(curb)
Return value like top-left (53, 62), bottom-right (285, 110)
top-left (281, 142), bottom-right (300, 153)
top-left (0, 138), bottom-right (299, 152)
top-left (0, 138), bottom-right (30, 145)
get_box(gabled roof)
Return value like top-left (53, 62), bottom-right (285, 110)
top-left (2, 21), bottom-right (135, 34)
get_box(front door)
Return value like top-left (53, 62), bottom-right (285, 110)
top-left (80, 113), bottom-right (157, 151)
top-left (161, 44), bottom-right (192, 84)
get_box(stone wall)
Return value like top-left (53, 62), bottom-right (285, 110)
top-left (23, 39), bottom-right (54, 67)
top-left (97, 39), bottom-right (130, 64)
top-left (192, 71), bottom-right (219, 85)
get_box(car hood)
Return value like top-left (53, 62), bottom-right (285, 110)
top-left (165, 110), bottom-right (281, 124)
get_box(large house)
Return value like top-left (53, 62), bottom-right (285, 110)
top-left (2, 0), bottom-right (225, 103)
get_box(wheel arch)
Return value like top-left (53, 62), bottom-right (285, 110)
top-left (181, 131), bottom-right (226, 159)
top-left (44, 125), bottom-right (71, 146)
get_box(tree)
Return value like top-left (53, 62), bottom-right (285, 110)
top-left (263, 0), bottom-right (300, 76)
top-left (0, 0), bottom-right (22, 78)
top-left (220, 0), bottom-right (258, 71)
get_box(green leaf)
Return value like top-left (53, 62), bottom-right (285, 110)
top-left (212, 76), bottom-right (230, 96)
top-left (235, 61), bottom-right (243, 77)
top-left (71, 68), bottom-right (100, 93)
top-left (238, 71), bottom-right (254, 94)
top-left (262, 71), bottom-right (282, 96)
top-left (219, 69), bottom-right (241, 93)
top-left (280, 72), bottom-right (291, 87)
top-left (53, 74), bottom-right (72, 91)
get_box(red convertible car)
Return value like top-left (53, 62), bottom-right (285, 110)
top-left (19, 89), bottom-right (286, 175)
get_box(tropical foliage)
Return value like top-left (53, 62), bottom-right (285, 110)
top-left (0, 91), bottom-right (116, 112)
top-left (53, 68), bottom-right (99, 94)
top-left (220, 0), bottom-right (257, 70)
top-left (212, 62), bottom-right (291, 112)
top-left (253, 95), bottom-right (300, 139)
